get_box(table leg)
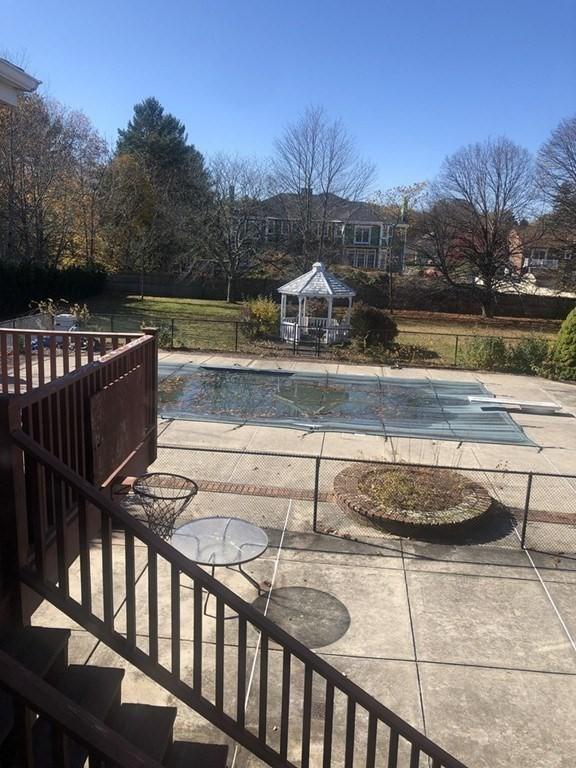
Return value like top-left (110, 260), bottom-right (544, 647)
top-left (203, 565), bottom-right (216, 616)
top-left (235, 563), bottom-right (267, 595)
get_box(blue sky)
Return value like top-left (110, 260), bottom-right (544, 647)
top-left (2, 0), bottom-right (575, 190)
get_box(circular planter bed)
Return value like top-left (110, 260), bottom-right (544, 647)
top-left (334, 463), bottom-right (492, 537)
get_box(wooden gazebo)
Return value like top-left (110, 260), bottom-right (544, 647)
top-left (278, 262), bottom-right (355, 344)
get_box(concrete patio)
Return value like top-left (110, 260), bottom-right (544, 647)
top-left (33, 352), bottom-right (576, 767)
top-left (33, 528), bottom-right (576, 767)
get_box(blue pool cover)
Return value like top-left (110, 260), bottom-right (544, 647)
top-left (158, 363), bottom-right (535, 446)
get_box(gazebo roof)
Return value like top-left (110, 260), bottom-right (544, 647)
top-left (278, 262), bottom-right (356, 298)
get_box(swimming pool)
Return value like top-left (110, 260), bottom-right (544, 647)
top-left (158, 363), bottom-right (534, 446)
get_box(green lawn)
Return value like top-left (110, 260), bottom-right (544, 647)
top-left (89, 294), bottom-right (243, 319)
top-left (85, 293), bottom-right (560, 367)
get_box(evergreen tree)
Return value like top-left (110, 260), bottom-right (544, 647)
top-left (112, 98), bottom-right (210, 276)
top-left (548, 307), bottom-right (576, 381)
top-left (117, 97), bottom-right (189, 172)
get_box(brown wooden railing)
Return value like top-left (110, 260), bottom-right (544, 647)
top-left (0, 328), bottom-right (141, 395)
top-left (12, 430), bottom-right (468, 768)
top-left (0, 331), bottom-right (158, 624)
top-left (13, 333), bottom-right (157, 483)
top-left (0, 648), bottom-right (163, 768)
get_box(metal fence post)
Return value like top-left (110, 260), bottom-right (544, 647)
top-left (312, 456), bottom-right (321, 532)
top-left (519, 472), bottom-right (533, 549)
top-left (171, 318), bottom-right (175, 350)
top-left (235, 322), bottom-right (239, 352)
top-left (454, 335), bottom-right (459, 366)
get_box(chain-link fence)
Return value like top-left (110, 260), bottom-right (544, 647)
top-left (520, 473), bottom-right (576, 553)
top-left (84, 311), bottom-right (552, 369)
top-left (136, 443), bottom-right (576, 555)
top-left (147, 444), bottom-right (319, 534)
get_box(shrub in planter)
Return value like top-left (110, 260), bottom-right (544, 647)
top-left (505, 336), bottom-right (551, 375)
top-left (460, 336), bottom-right (507, 370)
top-left (241, 296), bottom-right (279, 339)
top-left (141, 321), bottom-right (173, 349)
top-left (546, 307), bottom-right (576, 380)
top-left (350, 303), bottom-right (398, 349)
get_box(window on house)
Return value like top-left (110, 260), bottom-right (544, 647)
top-left (354, 226), bottom-right (371, 244)
top-left (281, 220), bottom-right (289, 235)
top-left (345, 248), bottom-right (378, 268)
top-left (531, 248), bottom-right (548, 260)
top-left (266, 220), bottom-right (276, 236)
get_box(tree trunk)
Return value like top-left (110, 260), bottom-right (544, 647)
top-left (226, 275), bottom-right (233, 303)
top-left (480, 292), bottom-right (494, 318)
top-left (139, 255), bottom-right (145, 300)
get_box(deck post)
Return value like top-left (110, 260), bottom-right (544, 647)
top-left (0, 397), bottom-right (30, 625)
top-left (142, 328), bottom-right (159, 466)
top-left (520, 472), bottom-right (533, 549)
top-left (312, 456), bottom-right (321, 532)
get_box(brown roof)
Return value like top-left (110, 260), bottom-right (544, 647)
top-left (260, 193), bottom-right (393, 224)
top-left (516, 223), bottom-right (575, 250)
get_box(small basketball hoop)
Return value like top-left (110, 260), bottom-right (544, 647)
top-left (132, 473), bottom-right (198, 539)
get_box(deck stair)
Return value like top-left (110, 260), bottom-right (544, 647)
top-left (0, 627), bottom-right (228, 768)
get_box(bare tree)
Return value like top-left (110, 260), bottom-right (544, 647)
top-left (537, 115), bottom-right (576, 243)
top-left (414, 137), bottom-right (542, 317)
top-left (273, 106), bottom-right (375, 259)
top-left (205, 154), bottom-right (271, 302)
top-left (369, 182), bottom-right (427, 308)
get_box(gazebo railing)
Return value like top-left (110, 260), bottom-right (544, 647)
top-left (280, 318), bottom-right (351, 345)
top-left (280, 320), bottom-right (301, 343)
top-left (305, 316), bottom-right (340, 329)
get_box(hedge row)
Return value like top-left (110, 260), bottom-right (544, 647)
top-left (0, 263), bottom-right (107, 318)
top-left (107, 272), bottom-right (576, 320)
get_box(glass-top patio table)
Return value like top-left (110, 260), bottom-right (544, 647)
top-left (170, 517), bottom-right (269, 612)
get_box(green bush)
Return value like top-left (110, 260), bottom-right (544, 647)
top-left (546, 307), bottom-right (576, 380)
top-left (460, 336), bottom-right (508, 370)
top-left (332, 267), bottom-right (390, 308)
top-left (505, 336), bottom-right (551, 375)
top-left (241, 296), bottom-right (279, 339)
top-left (350, 304), bottom-right (398, 349)
top-left (144, 321), bottom-right (173, 349)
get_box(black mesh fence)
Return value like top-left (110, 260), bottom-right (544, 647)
top-left (521, 473), bottom-right (576, 554)
top-left (84, 312), bottom-right (556, 370)
top-left (143, 444), bottom-right (318, 534)
top-left (123, 443), bottom-right (576, 556)
top-left (315, 457), bottom-right (532, 549)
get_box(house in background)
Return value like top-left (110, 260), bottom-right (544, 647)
top-left (0, 58), bottom-right (40, 106)
top-left (522, 239), bottom-right (574, 273)
top-left (260, 191), bottom-right (408, 271)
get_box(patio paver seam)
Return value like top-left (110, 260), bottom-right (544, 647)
top-left (521, 547), bottom-right (576, 655)
top-left (399, 540), bottom-right (429, 738)
top-left (229, 497), bottom-right (292, 768)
